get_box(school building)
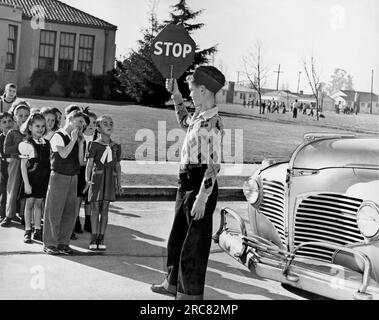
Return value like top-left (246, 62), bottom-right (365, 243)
top-left (0, 0), bottom-right (117, 92)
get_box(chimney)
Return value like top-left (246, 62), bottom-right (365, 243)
top-left (299, 90), bottom-right (303, 95)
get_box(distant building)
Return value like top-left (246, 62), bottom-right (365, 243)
top-left (331, 90), bottom-right (379, 114)
top-left (217, 81), bottom-right (335, 112)
top-left (0, 0), bottom-right (117, 93)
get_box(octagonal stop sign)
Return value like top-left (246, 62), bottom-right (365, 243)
top-left (151, 24), bottom-right (196, 79)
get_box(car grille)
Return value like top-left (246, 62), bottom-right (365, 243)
top-left (259, 180), bottom-right (286, 244)
top-left (294, 193), bottom-right (365, 262)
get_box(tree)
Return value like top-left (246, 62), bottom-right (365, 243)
top-left (117, 5), bottom-right (170, 105)
top-left (303, 56), bottom-right (326, 121)
top-left (243, 41), bottom-right (270, 114)
top-left (164, 0), bottom-right (217, 99)
top-left (327, 68), bottom-right (354, 95)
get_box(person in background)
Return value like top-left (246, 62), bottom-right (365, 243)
top-left (41, 108), bottom-right (57, 141)
top-left (85, 115), bottom-right (122, 251)
top-left (0, 104), bottom-right (30, 227)
top-left (76, 107), bottom-right (97, 234)
top-left (0, 113), bottom-right (14, 223)
top-left (19, 113), bottom-right (51, 243)
top-left (50, 108), bottom-right (63, 129)
top-left (292, 99), bottom-right (298, 119)
top-left (42, 110), bottom-right (86, 255)
top-left (0, 84), bottom-right (17, 113)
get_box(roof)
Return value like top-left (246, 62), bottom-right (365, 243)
top-left (341, 90), bottom-right (378, 103)
top-left (0, 0), bottom-right (117, 30)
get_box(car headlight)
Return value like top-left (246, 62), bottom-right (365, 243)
top-left (356, 201), bottom-right (379, 239)
top-left (243, 176), bottom-right (262, 206)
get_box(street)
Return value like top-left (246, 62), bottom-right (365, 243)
top-left (0, 201), bottom-right (312, 300)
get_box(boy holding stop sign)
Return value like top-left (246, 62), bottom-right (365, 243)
top-left (151, 66), bottom-right (225, 300)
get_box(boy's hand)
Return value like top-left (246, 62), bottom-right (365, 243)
top-left (166, 79), bottom-right (180, 95)
top-left (83, 180), bottom-right (93, 194)
top-left (25, 184), bottom-right (32, 195)
top-left (116, 184), bottom-right (122, 196)
top-left (191, 198), bottom-right (207, 221)
top-left (71, 128), bottom-right (79, 142)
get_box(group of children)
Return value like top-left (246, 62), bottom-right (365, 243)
top-left (0, 83), bottom-right (122, 253)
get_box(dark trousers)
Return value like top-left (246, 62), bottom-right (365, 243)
top-left (165, 167), bottom-right (218, 300)
top-left (0, 163), bottom-right (8, 218)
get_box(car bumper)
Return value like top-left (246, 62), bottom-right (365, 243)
top-left (214, 208), bottom-right (379, 300)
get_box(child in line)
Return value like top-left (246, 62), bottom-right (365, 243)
top-left (0, 113), bottom-right (14, 223)
top-left (0, 83), bottom-right (17, 113)
top-left (0, 104), bottom-right (30, 227)
top-left (63, 105), bottom-right (83, 239)
top-left (43, 110), bottom-right (86, 255)
top-left (41, 107), bottom-right (57, 141)
top-left (85, 116), bottom-right (121, 251)
top-left (19, 113), bottom-right (51, 243)
top-left (50, 108), bottom-right (62, 129)
top-left (76, 107), bottom-right (97, 234)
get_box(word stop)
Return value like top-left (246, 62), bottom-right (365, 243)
top-left (154, 41), bottom-right (193, 58)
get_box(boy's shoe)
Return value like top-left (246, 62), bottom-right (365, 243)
top-left (97, 239), bottom-right (106, 251)
top-left (88, 240), bottom-right (98, 250)
top-left (24, 230), bottom-right (32, 244)
top-left (0, 217), bottom-right (4, 223)
top-left (57, 245), bottom-right (74, 255)
top-left (43, 246), bottom-right (60, 255)
top-left (11, 215), bottom-right (21, 224)
top-left (0, 217), bottom-right (12, 227)
top-left (33, 229), bottom-right (43, 242)
top-left (83, 217), bottom-right (92, 233)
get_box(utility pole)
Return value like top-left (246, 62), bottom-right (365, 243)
top-left (370, 69), bottom-right (374, 114)
top-left (297, 71), bottom-right (302, 94)
top-left (237, 71), bottom-right (240, 84)
top-left (273, 64), bottom-right (284, 91)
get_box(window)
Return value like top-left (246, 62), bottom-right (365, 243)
top-left (77, 35), bottom-right (95, 73)
top-left (39, 30), bottom-right (57, 70)
top-left (59, 32), bottom-right (76, 72)
top-left (6, 25), bottom-right (18, 69)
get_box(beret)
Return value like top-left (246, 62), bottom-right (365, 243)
top-left (192, 66), bottom-right (226, 94)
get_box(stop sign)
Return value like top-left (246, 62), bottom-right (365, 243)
top-left (151, 24), bottom-right (196, 79)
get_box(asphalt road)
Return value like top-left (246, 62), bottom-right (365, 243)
top-left (0, 201), bottom-right (315, 300)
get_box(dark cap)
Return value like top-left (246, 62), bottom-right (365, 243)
top-left (190, 66), bottom-right (226, 94)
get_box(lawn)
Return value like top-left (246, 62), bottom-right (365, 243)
top-left (26, 97), bottom-right (378, 164)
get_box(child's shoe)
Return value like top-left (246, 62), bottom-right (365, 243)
top-left (97, 235), bottom-right (106, 251)
top-left (88, 240), bottom-right (98, 250)
top-left (33, 229), bottom-right (43, 242)
top-left (89, 234), bottom-right (98, 250)
top-left (24, 230), bottom-right (32, 244)
top-left (1, 217), bottom-right (12, 228)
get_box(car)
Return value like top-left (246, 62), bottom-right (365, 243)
top-left (213, 132), bottom-right (379, 300)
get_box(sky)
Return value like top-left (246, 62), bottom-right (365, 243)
top-left (61, 0), bottom-right (379, 94)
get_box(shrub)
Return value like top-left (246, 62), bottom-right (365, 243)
top-left (57, 70), bottom-right (87, 97)
top-left (30, 69), bottom-right (57, 95)
top-left (90, 74), bottom-right (107, 100)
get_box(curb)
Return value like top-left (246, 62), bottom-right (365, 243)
top-left (119, 186), bottom-right (245, 201)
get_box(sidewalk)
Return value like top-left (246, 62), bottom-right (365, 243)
top-left (0, 201), bottom-right (307, 300)
top-left (120, 161), bottom-right (259, 177)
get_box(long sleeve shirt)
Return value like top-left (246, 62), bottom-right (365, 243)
top-left (4, 129), bottom-right (24, 158)
top-left (172, 93), bottom-right (224, 203)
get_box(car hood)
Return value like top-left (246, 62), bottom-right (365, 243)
top-left (293, 138), bottom-right (379, 170)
